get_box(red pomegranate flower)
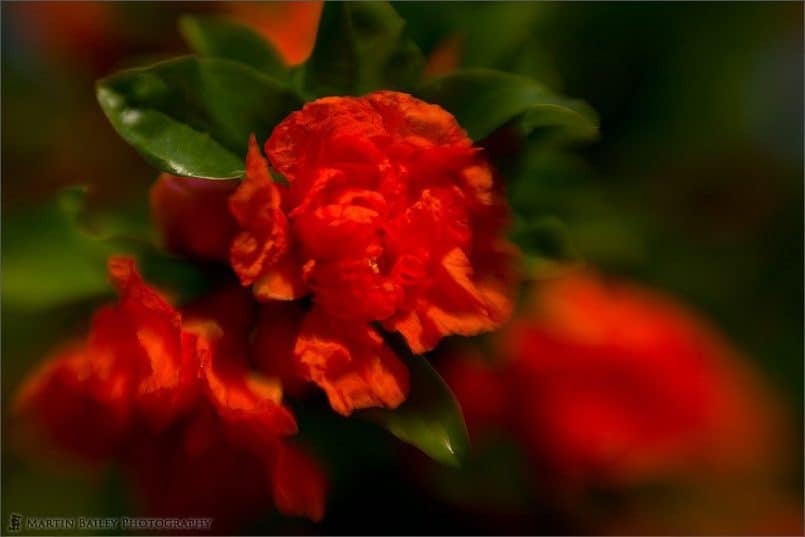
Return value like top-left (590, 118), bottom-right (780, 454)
top-left (230, 91), bottom-right (517, 356)
top-left (247, 300), bottom-right (410, 416)
top-left (442, 271), bottom-right (781, 487)
top-left (149, 136), bottom-right (414, 417)
top-left (147, 92), bottom-right (516, 416)
top-left (15, 257), bottom-right (326, 528)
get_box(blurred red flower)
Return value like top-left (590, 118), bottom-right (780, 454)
top-left (224, 1), bottom-right (322, 66)
top-left (423, 35), bottom-right (463, 80)
top-left (15, 257), bottom-right (326, 529)
top-left (442, 270), bottom-right (781, 487)
top-left (11, 2), bottom-right (118, 70)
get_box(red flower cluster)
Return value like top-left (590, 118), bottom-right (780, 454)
top-left (442, 271), bottom-right (779, 487)
top-left (16, 91), bottom-right (515, 527)
top-left (16, 258), bottom-right (326, 529)
top-left (152, 91), bottom-right (516, 416)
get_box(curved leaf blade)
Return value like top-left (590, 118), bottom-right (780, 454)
top-left (363, 343), bottom-right (470, 467)
top-left (96, 56), bottom-right (303, 179)
top-left (96, 87), bottom-right (244, 179)
top-left (417, 68), bottom-right (599, 143)
top-left (179, 15), bottom-right (288, 79)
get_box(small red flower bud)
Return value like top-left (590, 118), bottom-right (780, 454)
top-left (151, 173), bottom-right (239, 262)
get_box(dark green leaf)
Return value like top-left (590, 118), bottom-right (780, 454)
top-left (96, 56), bottom-right (303, 179)
top-left (417, 68), bottom-right (598, 143)
top-left (304, 1), bottom-right (424, 97)
top-left (511, 215), bottom-right (584, 278)
top-left (362, 338), bottom-right (470, 467)
top-left (179, 15), bottom-right (287, 79)
top-left (507, 150), bottom-right (647, 271)
top-left (429, 436), bottom-right (536, 512)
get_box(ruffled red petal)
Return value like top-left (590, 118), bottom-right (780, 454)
top-left (385, 247), bottom-right (515, 354)
top-left (229, 135), bottom-right (303, 296)
top-left (294, 308), bottom-right (409, 416)
top-left (366, 90), bottom-right (470, 147)
top-left (248, 92), bottom-right (517, 353)
top-left (16, 257), bottom-right (325, 525)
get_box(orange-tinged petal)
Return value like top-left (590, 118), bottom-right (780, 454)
top-left (253, 254), bottom-right (308, 301)
top-left (387, 248), bottom-right (514, 353)
top-left (366, 90), bottom-right (470, 146)
top-left (105, 257), bottom-right (197, 427)
top-left (15, 258), bottom-right (193, 454)
top-left (294, 309), bottom-right (409, 415)
top-left (229, 136), bottom-right (297, 291)
top-left (189, 320), bottom-right (298, 440)
top-left (107, 256), bottom-right (180, 329)
top-left (383, 310), bottom-right (429, 355)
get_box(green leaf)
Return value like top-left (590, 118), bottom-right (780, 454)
top-left (511, 215), bottom-right (584, 279)
top-left (96, 56), bottom-right (303, 179)
top-left (362, 339), bottom-right (470, 467)
top-left (304, 1), bottom-right (424, 97)
top-left (394, 2), bottom-right (545, 74)
top-left (428, 435), bottom-right (536, 512)
top-left (2, 187), bottom-right (214, 312)
top-left (417, 68), bottom-right (599, 143)
top-left (2, 188), bottom-right (118, 311)
top-left (179, 15), bottom-right (288, 79)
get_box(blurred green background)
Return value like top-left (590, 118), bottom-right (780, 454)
top-left (2, 2), bottom-right (802, 534)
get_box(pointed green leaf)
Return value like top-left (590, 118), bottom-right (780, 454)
top-left (96, 56), bottom-right (303, 179)
top-left (417, 68), bottom-right (599, 143)
top-left (304, 1), bottom-right (424, 97)
top-left (179, 15), bottom-right (288, 79)
top-left (363, 343), bottom-right (470, 467)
